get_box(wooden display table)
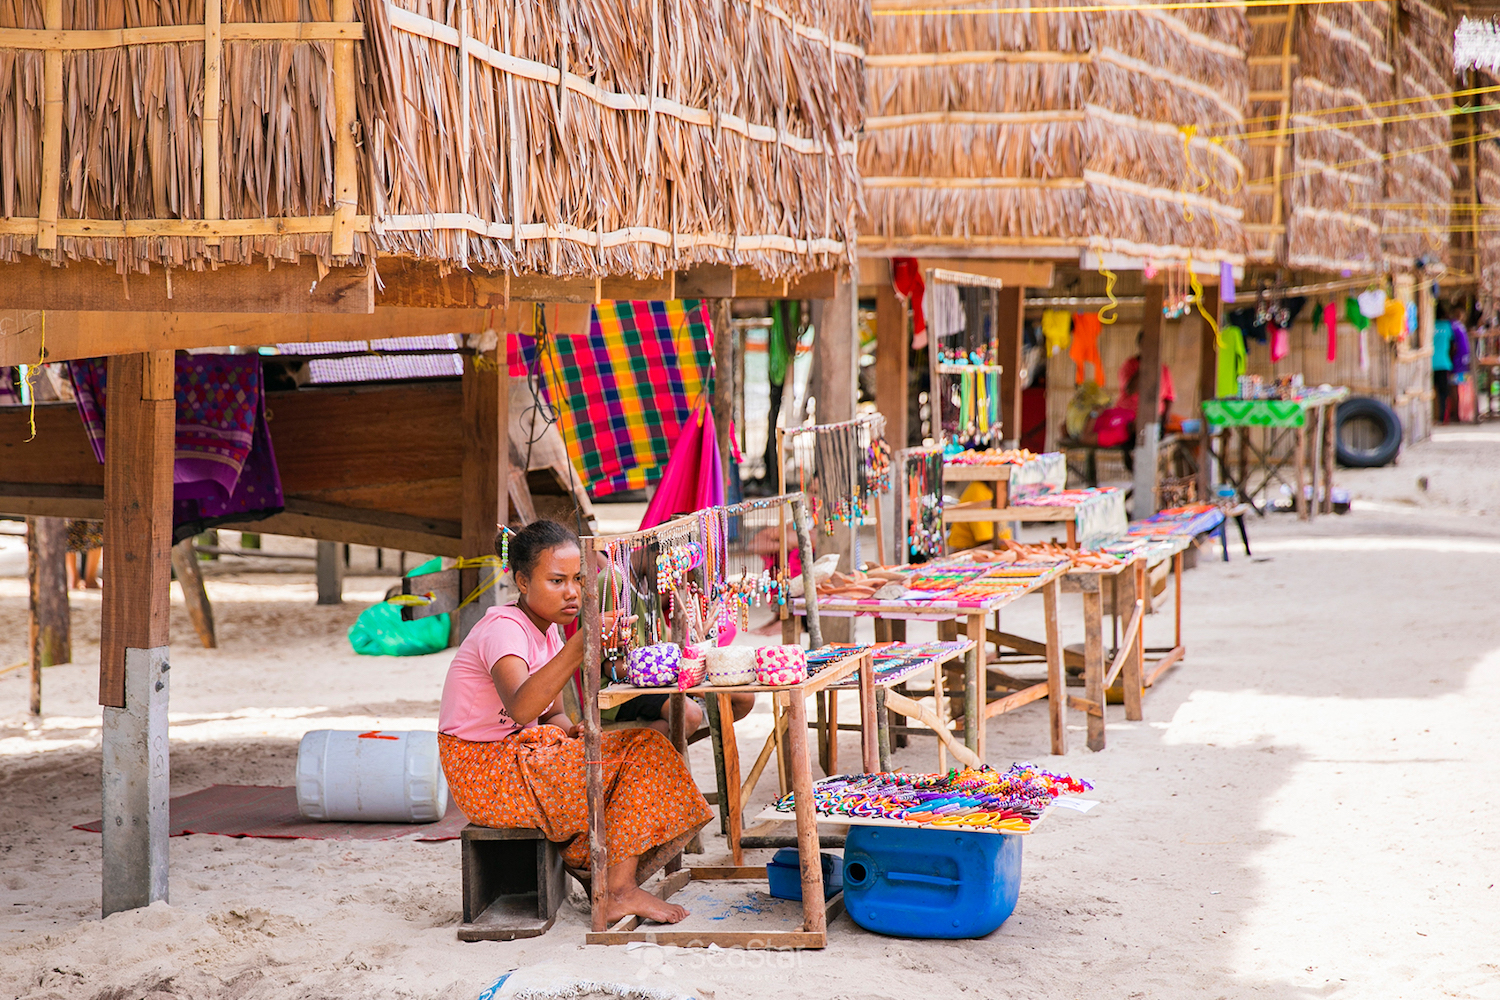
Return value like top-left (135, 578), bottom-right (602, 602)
top-left (1202, 388), bottom-right (1349, 520)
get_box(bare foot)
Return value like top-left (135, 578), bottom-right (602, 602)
top-left (603, 885), bottom-right (689, 925)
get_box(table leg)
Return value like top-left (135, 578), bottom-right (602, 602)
top-left (858, 653), bottom-right (879, 773)
top-left (1237, 427), bottom-right (1249, 506)
top-left (1065, 520), bottom-right (1077, 549)
top-left (716, 694), bottom-right (744, 866)
top-left (1173, 550), bottom-right (1183, 650)
top-left (668, 692), bottom-right (696, 861)
top-left (772, 691), bottom-right (790, 797)
top-left (827, 688), bottom-right (839, 776)
top-left (1125, 560), bottom-right (1146, 721)
top-left (966, 613), bottom-right (986, 760)
top-left (934, 656), bottom-right (948, 773)
top-left (815, 691), bottom-right (829, 775)
top-left (874, 688), bottom-right (892, 771)
top-left (705, 695), bottom-right (731, 837)
top-left (785, 694), bottom-right (826, 934)
top-left (1322, 402), bottom-right (1337, 514)
top-left (1294, 423), bottom-right (1307, 521)
top-left (1083, 588), bottom-right (1106, 752)
top-left (1309, 407), bottom-right (1324, 522)
top-left (1043, 579), bottom-right (1066, 756)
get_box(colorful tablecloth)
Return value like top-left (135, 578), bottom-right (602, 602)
top-left (806, 641), bottom-right (973, 689)
top-left (1012, 488), bottom-right (1128, 548)
top-left (796, 559), bottom-right (1067, 616)
top-left (538, 299), bottom-right (715, 498)
top-left (1202, 387), bottom-right (1349, 429)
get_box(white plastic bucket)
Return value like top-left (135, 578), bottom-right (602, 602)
top-left (296, 729), bottom-right (449, 823)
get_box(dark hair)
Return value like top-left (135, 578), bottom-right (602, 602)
top-left (503, 520), bottom-right (580, 579)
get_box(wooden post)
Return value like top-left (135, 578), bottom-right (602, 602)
top-left (1132, 282), bottom-right (1165, 518)
top-left (36, 0), bottom-right (62, 250)
top-left (791, 499), bottom-right (823, 648)
top-left (330, 0), bottom-right (359, 256)
top-left (814, 272), bottom-right (859, 640)
top-left (315, 541), bottom-right (343, 605)
top-left (170, 540), bottom-right (216, 649)
top-left (1322, 401), bottom-right (1337, 514)
top-left (457, 352), bottom-right (507, 642)
top-left (1043, 578), bottom-right (1066, 756)
top-left (1196, 285), bottom-right (1220, 500)
top-left (965, 612), bottom-right (985, 759)
top-left (857, 652), bottom-right (878, 772)
top-left (874, 284), bottom-right (908, 450)
top-left (1082, 586), bottom-right (1105, 752)
top-left (99, 351), bottom-right (174, 917)
top-left (713, 693), bottom-right (744, 865)
top-left (997, 286), bottom-right (1025, 446)
top-left (27, 516), bottom-right (70, 716)
top-left (785, 693), bottom-right (826, 932)
top-left (1124, 560), bottom-right (1146, 722)
top-left (580, 538), bottom-right (608, 932)
top-left (711, 299), bottom-right (735, 496)
top-left (1294, 424), bottom-right (1307, 520)
top-left (202, 0), bottom-right (223, 246)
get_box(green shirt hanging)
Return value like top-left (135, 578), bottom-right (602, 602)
top-left (1215, 324), bottom-right (1247, 399)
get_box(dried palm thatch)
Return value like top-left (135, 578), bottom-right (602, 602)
top-left (1382, 0), bottom-right (1453, 269)
top-left (0, 0), bottom-right (866, 277)
top-left (1244, 1), bottom-right (1395, 273)
top-left (858, 0), bottom-right (1249, 265)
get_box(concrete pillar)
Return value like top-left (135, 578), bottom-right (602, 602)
top-left (102, 645), bottom-right (170, 915)
top-left (315, 541), bottom-right (344, 605)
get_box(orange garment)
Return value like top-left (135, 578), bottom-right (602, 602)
top-left (1070, 313), bottom-right (1104, 385)
top-left (440, 726), bottom-right (712, 870)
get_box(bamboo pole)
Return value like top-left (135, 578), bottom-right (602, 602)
top-left (330, 0), bottom-right (358, 256)
top-left (36, 0), bottom-right (63, 251)
top-left (202, 0), bottom-right (222, 247)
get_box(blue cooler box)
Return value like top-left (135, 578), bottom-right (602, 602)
top-left (766, 848), bottom-right (843, 901)
top-left (842, 826), bottom-right (1022, 938)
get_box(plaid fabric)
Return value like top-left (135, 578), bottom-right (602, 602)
top-left (539, 300), bottom-right (715, 497)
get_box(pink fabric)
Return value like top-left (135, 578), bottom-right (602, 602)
top-left (640, 398), bottom-right (725, 530)
top-left (1324, 303), bottom-right (1338, 362)
top-left (438, 605), bottom-right (565, 743)
top-left (1270, 325), bottom-right (1290, 362)
top-left (1117, 357), bottom-right (1176, 420)
top-left (1094, 407), bottom-right (1135, 448)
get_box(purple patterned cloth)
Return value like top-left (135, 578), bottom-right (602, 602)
top-left (68, 356), bottom-right (284, 544)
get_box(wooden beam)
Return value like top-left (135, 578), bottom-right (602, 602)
top-left (874, 283), bottom-right (909, 450)
top-left (27, 515), bottom-right (70, 715)
top-left (0, 258), bottom-right (375, 313)
top-left (787, 270), bottom-right (837, 300)
top-left (996, 286), bottom-right (1025, 445)
top-left (99, 352), bottom-right (174, 708)
top-left (457, 351), bottom-right (505, 642)
top-left (601, 274), bottom-right (676, 301)
top-left (502, 273), bottom-right (600, 304)
top-left (36, 0), bottom-right (62, 250)
top-left (329, 0), bottom-right (358, 256)
top-left (858, 256), bottom-right (1055, 290)
top-left (674, 264), bottom-right (736, 299)
top-left (0, 307), bottom-right (488, 367)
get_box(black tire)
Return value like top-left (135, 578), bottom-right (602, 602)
top-left (1336, 396), bottom-right (1402, 468)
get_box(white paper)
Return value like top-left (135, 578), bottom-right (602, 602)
top-left (1051, 797), bottom-right (1099, 813)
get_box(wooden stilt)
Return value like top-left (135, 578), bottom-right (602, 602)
top-left (457, 350), bottom-right (506, 643)
top-left (171, 540), bottom-right (216, 649)
top-left (966, 612), bottom-right (986, 759)
top-left (784, 694), bottom-right (826, 932)
top-left (1082, 587), bottom-right (1106, 751)
top-left (1124, 561), bottom-right (1146, 722)
top-left (1042, 578), bottom-right (1066, 756)
top-left (715, 693), bottom-right (744, 865)
top-left (580, 538), bottom-right (608, 933)
top-left (858, 651), bottom-right (879, 772)
top-left (99, 351), bottom-right (175, 917)
top-left (26, 516), bottom-right (70, 716)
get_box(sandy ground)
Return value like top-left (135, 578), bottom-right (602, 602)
top-left (2, 427), bottom-right (1499, 1000)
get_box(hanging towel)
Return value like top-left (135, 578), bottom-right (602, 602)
top-left (1220, 260), bottom-right (1237, 303)
top-left (1270, 325), bottom-right (1290, 362)
top-left (1215, 325), bottom-right (1247, 398)
top-left (539, 299), bottom-right (714, 498)
top-left (1357, 289), bottom-right (1387, 319)
top-left (890, 258), bottom-right (927, 350)
top-left (1323, 302), bottom-right (1338, 362)
top-left (1041, 309), bottom-right (1072, 355)
top-left (1070, 312), bottom-right (1104, 385)
top-left (639, 399), bottom-right (725, 530)
top-left (68, 355), bottom-right (284, 544)
top-left (1377, 301), bottom-right (1407, 343)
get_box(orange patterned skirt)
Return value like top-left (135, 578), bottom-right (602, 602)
top-left (438, 726), bottom-right (712, 870)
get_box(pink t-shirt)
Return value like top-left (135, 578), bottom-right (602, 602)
top-left (438, 605), bottom-right (565, 743)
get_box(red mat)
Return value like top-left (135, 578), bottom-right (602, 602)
top-left (75, 784), bottom-right (467, 842)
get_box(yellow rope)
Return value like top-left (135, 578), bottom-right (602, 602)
top-left (22, 311), bottom-right (43, 443)
top-left (875, 0), bottom-right (1382, 17)
top-left (1098, 264), bottom-right (1119, 327)
top-left (1190, 267), bottom-right (1223, 350)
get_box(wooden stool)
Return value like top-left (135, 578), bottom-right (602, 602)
top-left (457, 825), bottom-right (565, 942)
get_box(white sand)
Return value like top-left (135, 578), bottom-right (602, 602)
top-left (3, 428), bottom-right (1500, 999)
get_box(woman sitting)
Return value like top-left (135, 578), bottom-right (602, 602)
top-left (438, 520), bottom-right (711, 924)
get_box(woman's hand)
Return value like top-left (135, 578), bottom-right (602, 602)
top-left (542, 712), bottom-right (582, 738)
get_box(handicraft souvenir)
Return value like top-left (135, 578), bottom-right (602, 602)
top-left (754, 644), bottom-right (808, 686)
top-left (626, 642), bottom-right (681, 687)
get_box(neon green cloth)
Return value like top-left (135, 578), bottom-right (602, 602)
top-left (1215, 325), bottom-right (1247, 399)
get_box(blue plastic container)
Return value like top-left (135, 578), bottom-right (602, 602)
top-left (841, 826), bottom-right (1022, 939)
top-left (766, 848), bottom-right (843, 901)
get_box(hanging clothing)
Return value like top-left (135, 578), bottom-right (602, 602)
top-left (539, 299), bottom-right (714, 498)
top-left (1041, 310), bottom-right (1072, 355)
top-left (1344, 297), bottom-right (1370, 331)
top-left (1432, 320), bottom-right (1454, 372)
top-left (768, 300), bottom-right (798, 387)
top-left (890, 258), bottom-right (927, 349)
top-left (927, 283), bottom-right (964, 344)
top-left (1215, 325), bottom-right (1247, 398)
top-left (67, 355), bottom-right (284, 545)
top-left (1270, 326), bottom-right (1290, 363)
top-left (1376, 301), bottom-right (1406, 344)
top-left (1118, 356), bottom-right (1176, 420)
top-left (1452, 321), bottom-right (1472, 373)
top-left (639, 399), bottom-right (725, 530)
top-left (1070, 312), bottom-right (1104, 385)
top-left (1323, 303), bottom-right (1338, 362)
top-left (1357, 289), bottom-right (1388, 320)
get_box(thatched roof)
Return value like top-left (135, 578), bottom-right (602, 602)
top-left (0, 0), bottom-right (866, 278)
top-left (858, 0), bottom-right (1249, 266)
top-left (1246, 2), bottom-right (1395, 273)
top-left (1382, 0), bottom-right (1455, 270)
